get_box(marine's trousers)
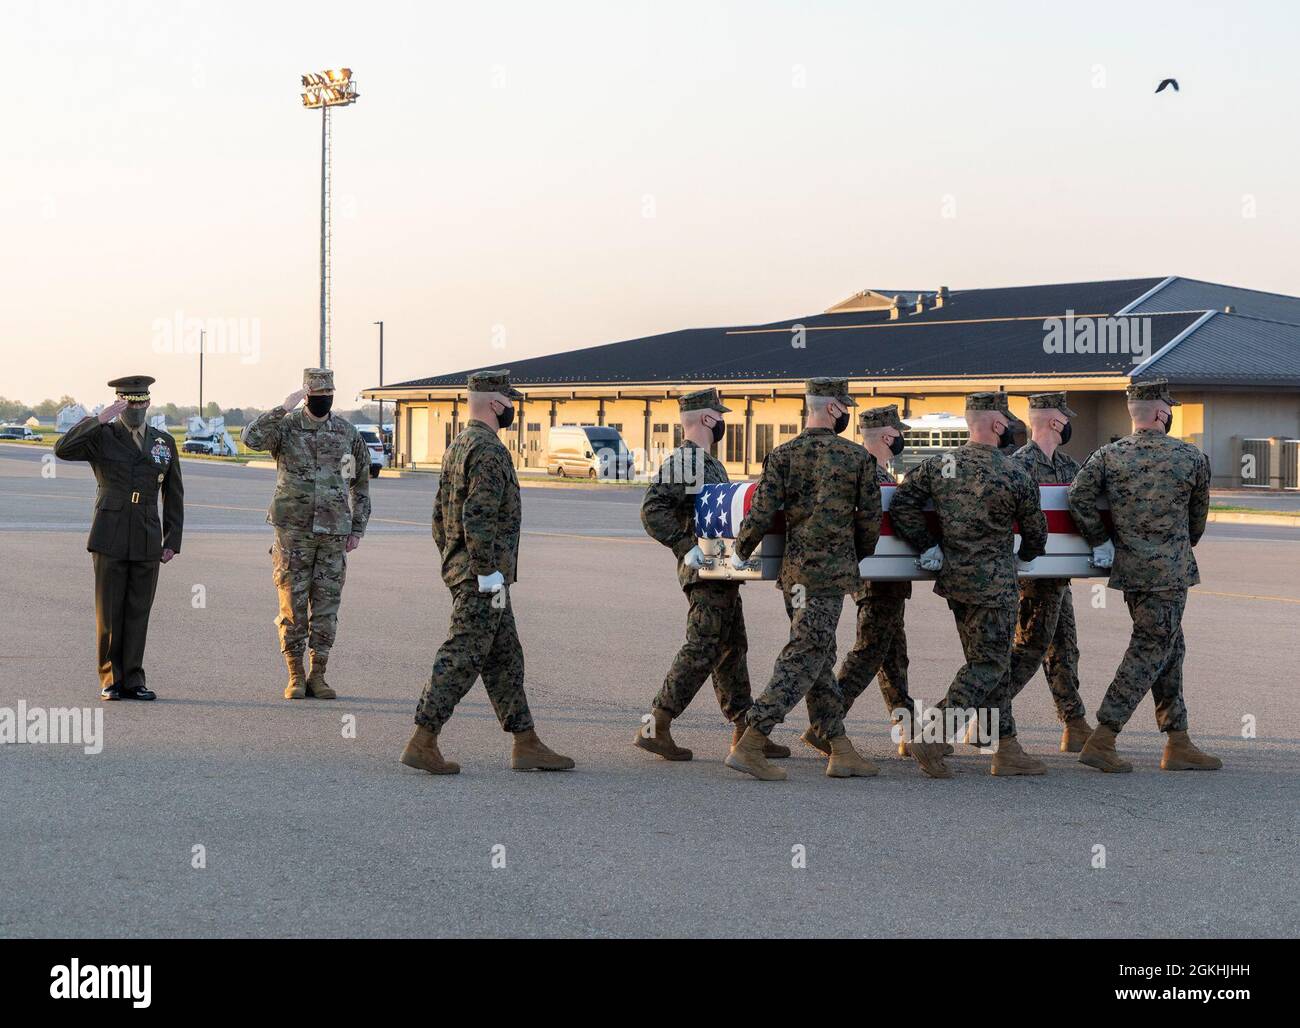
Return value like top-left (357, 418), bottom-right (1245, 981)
top-left (747, 591), bottom-right (845, 737)
top-left (1004, 581), bottom-right (1085, 723)
top-left (272, 528), bottom-right (347, 662)
top-left (415, 581), bottom-right (535, 734)
top-left (820, 594), bottom-right (910, 728)
top-left (652, 583), bottom-right (752, 722)
top-left (1096, 589), bottom-right (1189, 734)
top-left (92, 553), bottom-right (160, 691)
top-left (940, 600), bottom-right (1015, 737)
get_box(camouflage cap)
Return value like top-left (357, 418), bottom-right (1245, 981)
top-left (1028, 391), bottom-right (1078, 417)
top-left (467, 368), bottom-right (524, 399)
top-left (107, 375), bottom-right (155, 401)
top-left (303, 367), bottom-right (334, 393)
top-left (805, 377), bottom-right (857, 406)
top-left (858, 403), bottom-right (905, 431)
top-left (1127, 378), bottom-right (1180, 406)
top-left (965, 391), bottom-right (1012, 414)
top-left (679, 387), bottom-right (732, 413)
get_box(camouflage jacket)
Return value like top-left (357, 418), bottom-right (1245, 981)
top-left (433, 419), bottom-right (521, 589)
top-left (1012, 440), bottom-right (1081, 594)
top-left (1068, 428), bottom-right (1210, 592)
top-left (891, 443), bottom-right (1048, 607)
top-left (641, 440), bottom-right (729, 591)
top-left (735, 427), bottom-right (882, 597)
top-left (242, 407), bottom-right (371, 536)
top-left (857, 463), bottom-right (910, 602)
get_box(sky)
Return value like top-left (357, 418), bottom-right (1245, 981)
top-left (2, 0), bottom-right (1298, 409)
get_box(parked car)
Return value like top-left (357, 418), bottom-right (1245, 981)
top-left (357, 428), bottom-right (388, 478)
top-left (182, 437), bottom-right (219, 455)
top-left (546, 426), bottom-right (634, 480)
top-left (0, 425), bottom-right (42, 441)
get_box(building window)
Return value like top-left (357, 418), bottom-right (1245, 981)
top-left (445, 423), bottom-right (453, 447)
top-left (653, 423), bottom-right (669, 434)
top-left (607, 422), bottom-right (622, 434)
top-left (779, 423), bottom-right (798, 436)
top-left (755, 424), bottom-right (775, 463)
top-left (725, 424), bottom-right (745, 463)
top-left (673, 425), bottom-right (683, 448)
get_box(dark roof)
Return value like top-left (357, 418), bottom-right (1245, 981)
top-left (1129, 277), bottom-right (1300, 323)
top-left (375, 277), bottom-right (1299, 392)
top-left (1137, 312), bottom-right (1300, 387)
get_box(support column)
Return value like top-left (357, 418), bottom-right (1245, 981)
top-left (744, 396), bottom-right (753, 477)
top-left (516, 399), bottom-right (525, 469)
top-left (597, 398), bottom-right (606, 427)
top-left (642, 399), bottom-right (652, 474)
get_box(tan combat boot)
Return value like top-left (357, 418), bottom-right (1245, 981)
top-left (305, 652), bottom-right (336, 700)
top-left (511, 729), bottom-right (576, 771)
top-left (283, 653), bottom-right (307, 700)
top-left (1161, 730), bottom-right (1223, 771)
top-left (1078, 724), bottom-right (1132, 773)
top-left (906, 740), bottom-right (954, 779)
top-left (724, 726), bottom-right (788, 781)
top-left (399, 725), bottom-right (460, 775)
top-left (1060, 717), bottom-right (1093, 753)
top-left (897, 725), bottom-right (952, 758)
top-left (634, 708), bottom-right (692, 761)
top-left (736, 722), bottom-right (791, 758)
top-left (826, 735), bottom-right (880, 778)
top-left (800, 727), bottom-right (832, 755)
top-left (990, 735), bottom-right (1047, 776)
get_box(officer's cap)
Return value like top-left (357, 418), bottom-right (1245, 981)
top-left (679, 388), bottom-right (731, 414)
top-left (303, 367), bottom-right (335, 393)
top-left (467, 369), bottom-right (523, 399)
top-left (858, 404), bottom-right (905, 431)
top-left (1028, 391), bottom-right (1077, 417)
top-left (805, 377), bottom-right (857, 406)
top-left (1126, 378), bottom-right (1180, 406)
top-left (107, 375), bottom-right (155, 402)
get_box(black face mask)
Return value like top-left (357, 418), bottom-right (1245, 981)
top-left (1056, 420), bottom-right (1072, 445)
top-left (888, 433), bottom-right (906, 457)
top-left (1157, 410), bottom-right (1172, 434)
top-left (121, 406), bottom-right (148, 428)
top-left (306, 394), bottom-right (333, 418)
top-left (705, 416), bottom-right (725, 444)
top-left (832, 410), bottom-right (850, 435)
top-left (996, 421), bottom-right (1016, 449)
top-left (493, 401), bottom-right (515, 430)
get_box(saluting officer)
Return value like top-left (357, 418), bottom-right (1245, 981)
top-left (802, 404), bottom-right (916, 757)
top-left (1069, 379), bottom-right (1220, 773)
top-left (400, 370), bottom-right (574, 775)
top-left (729, 377), bottom-right (883, 782)
top-left (242, 368), bottom-right (371, 700)
top-left (54, 376), bottom-right (183, 701)
top-left (889, 391), bottom-right (1048, 779)
top-left (635, 387), bottom-right (788, 761)
top-left (1005, 392), bottom-right (1093, 752)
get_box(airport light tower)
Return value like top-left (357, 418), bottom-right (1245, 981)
top-left (301, 68), bottom-right (359, 369)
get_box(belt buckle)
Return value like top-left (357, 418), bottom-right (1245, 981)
top-left (131, 491), bottom-right (140, 503)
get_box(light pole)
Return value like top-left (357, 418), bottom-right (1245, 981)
top-left (198, 329), bottom-right (205, 419)
top-left (373, 319), bottom-right (384, 447)
top-left (301, 68), bottom-right (359, 369)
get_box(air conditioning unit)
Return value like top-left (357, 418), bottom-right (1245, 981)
top-left (1282, 440), bottom-right (1300, 490)
top-left (1238, 438), bottom-right (1271, 488)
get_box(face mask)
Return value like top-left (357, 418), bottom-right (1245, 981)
top-left (888, 433), bottom-right (906, 456)
top-left (493, 401), bottom-right (515, 430)
top-left (995, 420), bottom-right (1015, 449)
top-left (832, 409), bottom-right (850, 435)
top-left (705, 416), bottom-right (725, 444)
top-left (1056, 420), bottom-right (1072, 445)
top-left (121, 406), bottom-right (147, 428)
top-left (1157, 410), bottom-right (1171, 434)
top-left (306, 394), bottom-right (333, 418)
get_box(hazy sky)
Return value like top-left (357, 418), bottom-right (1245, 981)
top-left (3, 0), bottom-right (1297, 409)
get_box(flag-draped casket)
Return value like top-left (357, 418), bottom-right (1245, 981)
top-left (692, 481), bottom-right (1109, 582)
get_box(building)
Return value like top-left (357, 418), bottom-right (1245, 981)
top-left (363, 276), bottom-right (1300, 488)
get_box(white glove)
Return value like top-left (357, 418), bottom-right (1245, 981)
top-left (1016, 558), bottom-right (1036, 574)
top-left (477, 571), bottom-right (505, 593)
top-left (729, 551), bottom-right (749, 571)
top-left (918, 545), bottom-right (944, 572)
top-left (1091, 541), bottom-right (1115, 569)
top-left (683, 545), bottom-right (705, 569)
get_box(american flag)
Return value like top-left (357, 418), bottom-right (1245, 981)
top-left (693, 482), bottom-right (756, 539)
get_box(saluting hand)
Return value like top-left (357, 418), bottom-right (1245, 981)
top-left (283, 388), bottom-right (308, 410)
top-left (98, 399), bottom-right (128, 424)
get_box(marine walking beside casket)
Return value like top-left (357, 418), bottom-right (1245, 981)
top-left (726, 377), bottom-right (883, 782)
top-left (53, 376), bottom-right (184, 701)
top-left (1069, 379), bottom-right (1220, 773)
top-left (1004, 392), bottom-right (1094, 752)
top-left (634, 387), bottom-right (790, 762)
top-left (801, 404), bottom-right (916, 759)
top-left (888, 390), bottom-right (1049, 779)
top-left (399, 369), bottom-right (574, 775)
top-left (242, 367), bottom-right (370, 700)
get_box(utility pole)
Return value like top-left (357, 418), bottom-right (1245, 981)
top-left (373, 319), bottom-right (384, 445)
top-left (199, 329), bottom-right (205, 418)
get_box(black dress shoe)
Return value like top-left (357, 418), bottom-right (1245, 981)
top-left (120, 684), bottom-right (157, 701)
top-left (100, 684), bottom-right (123, 701)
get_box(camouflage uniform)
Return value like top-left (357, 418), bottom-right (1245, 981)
top-left (415, 371), bottom-right (534, 734)
top-left (735, 379), bottom-right (882, 738)
top-left (641, 390), bottom-right (752, 722)
top-left (890, 393), bottom-right (1047, 737)
top-left (243, 368), bottom-right (371, 668)
top-left (1068, 380), bottom-right (1210, 735)
top-left (1002, 396), bottom-right (1087, 725)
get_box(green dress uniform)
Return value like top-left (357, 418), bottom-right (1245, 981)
top-left (53, 376), bottom-right (183, 700)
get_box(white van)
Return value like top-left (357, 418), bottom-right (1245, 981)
top-left (547, 426), bottom-right (634, 480)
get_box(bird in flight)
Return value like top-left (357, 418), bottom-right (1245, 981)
top-left (1155, 78), bottom-right (1179, 93)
